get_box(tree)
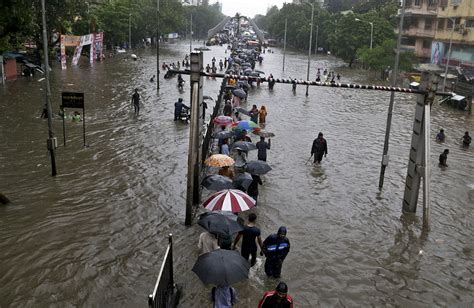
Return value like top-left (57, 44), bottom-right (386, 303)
top-left (357, 39), bottom-right (417, 73)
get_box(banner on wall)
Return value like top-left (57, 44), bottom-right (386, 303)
top-left (431, 41), bottom-right (445, 65)
top-left (61, 33), bottom-right (104, 69)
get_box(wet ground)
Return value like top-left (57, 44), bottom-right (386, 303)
top-left (0, 41), bottom-right (473, 307)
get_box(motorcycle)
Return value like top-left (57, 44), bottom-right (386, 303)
top-left (179, 108), bottom-right (190, 123)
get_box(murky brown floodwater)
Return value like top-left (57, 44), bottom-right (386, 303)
top-left (1, 41), bottom-right (473, 307)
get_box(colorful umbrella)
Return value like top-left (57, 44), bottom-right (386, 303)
top-left (213, 115), bottom-right (234, 126)
top-left (205, 154), bottom-right (235, 167)
top-left (232, 120), bottom-right (259, 131)
top-left (202, 189), bottom-right (256, 212)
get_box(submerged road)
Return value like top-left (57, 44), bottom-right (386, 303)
top-left (0, 41), bottom-right (473, 307)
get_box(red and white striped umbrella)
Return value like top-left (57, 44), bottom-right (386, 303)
top-left (213, 116), bottom-right (234, 126)
top-left (202, 189), bottom-right (256, 213)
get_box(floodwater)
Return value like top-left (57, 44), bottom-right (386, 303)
top-left (0, 41), bottom-right (473, 307)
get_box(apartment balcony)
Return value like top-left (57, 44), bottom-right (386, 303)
top-left (396, 27), bottom-right (436, 38)
top-left (435, 28), bottom-right (474, 44)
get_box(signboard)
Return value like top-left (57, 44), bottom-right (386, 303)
top-left (431, 41), bottom-right (445, 65)
top-left (61, 92), bottom-right (86, 147)
top-left (62, 92), bottom-right (84, 108)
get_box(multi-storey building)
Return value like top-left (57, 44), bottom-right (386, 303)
top-left (433, 0), bottom-right (474, 67)
top-left (397, 0), bottom-right (439, 59)
top-left (397, 0), bottom-right (474, 67)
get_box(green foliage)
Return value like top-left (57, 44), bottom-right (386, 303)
top-left (356, 39), bottom-right (416, 71)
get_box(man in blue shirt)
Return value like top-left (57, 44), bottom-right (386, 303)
top-left (210, 285), bottom-right (236, 308)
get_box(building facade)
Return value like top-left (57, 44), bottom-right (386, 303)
top-left (434, 0), bottom-right (474, 67)
top-left (397, 0), bottom-right (438, 59)
top-left (398, 0), bottom-right (474, 68)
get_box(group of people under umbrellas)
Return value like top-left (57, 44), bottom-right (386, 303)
top-left (191, 22), bottom-right (294, 308)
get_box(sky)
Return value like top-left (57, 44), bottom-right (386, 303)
top-left (211, 0), bottom-right (288, 18)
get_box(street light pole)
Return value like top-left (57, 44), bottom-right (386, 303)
top-left (40, 0), bottom-right (57, 176)
top-left (156, 0), bottom-right (160, 90)
top-left (129, 13), bottom-right (132, 50)
top-left (378, 0), bottom-right (406, 190)
top-left (283, 18), bottom-right (287, 71)
top-left (369, 22), bottom-right (374, 50)
top-left (190, 14), bottom-right (193, 53)
top-left (442, 18), bottom-right (455, 92)
top-left (306, 2), bottom-right (314, 96)
top-left (355, 18), bottom-right (374, 49)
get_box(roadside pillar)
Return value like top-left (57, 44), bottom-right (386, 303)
top-left (186, 52), bottom-right (203, 226)
top-left (402, 72), bottom-right (436, 230)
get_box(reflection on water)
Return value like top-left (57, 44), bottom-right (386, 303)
top-left (0, 42), bottom-right (473, 307)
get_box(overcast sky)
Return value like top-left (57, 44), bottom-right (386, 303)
top-left (211, 0), bottom-right (288, 18)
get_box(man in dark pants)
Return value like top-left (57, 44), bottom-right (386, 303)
top-left (174, 98), bottom-right (189, 121)
top-left (262, 226), bottom-right (290, 278)
top-left (311, 132), bottom-right (328, 164)
top-left (256, 137), bottom-right (271, 161)
top-left (131, 88), bottom-right (140, 115)
top-left (258, 282), bottom-right (294, 308)
top-left (232, 213), bottom-right (263, 267)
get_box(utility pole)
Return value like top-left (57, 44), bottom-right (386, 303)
top-left (378, 0), bottom-right (405, 190)
top-left (190, 14), bottom-right (193, 53)
top-left (186, 52), bottom-right (203, 226)
top-left (314, 11), bottom-right (319, 55)
top-left (156, 0), bottom-right (160, 90)
top-left (306, 2), bottom-right (314, 96)
top-left (129, 13), bottom-right (132, 50)
top-left (283, 18), bottom-right (287, 72)
top-left (41, 0), bottom-right (57, 176)
top-left (442, 18), bottom-right (455, 92)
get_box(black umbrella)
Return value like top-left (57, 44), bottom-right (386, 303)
top-left (246, 160), bottom-right (272, 175)
top-left (233, 172), bottom-right (253, 190)
top-left (232, 88), bottom-right (247, 99)
top-left (232, 141), bottom-right (257, 152)
top-left (213, 131), bottom-right (235, 139)
top-left (198, 211), bottom-right (243, 236)
top-left (235, 107), bottom-right (250, 116)
top-left (201, 174), bottom-right (234, 191)
top-left (192, 249), bottom-right (250, 285)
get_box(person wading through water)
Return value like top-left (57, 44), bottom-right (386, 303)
top-left (311, 132), bottom-right (328, 164)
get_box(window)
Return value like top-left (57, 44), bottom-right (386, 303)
top-left (440, 0), bottom-right (448, 7)
top-left (451, 0), bottom-right (461, 5)
top-left (438, 19), bottom-right (445, 30)
top-left (447, 18), bottom-right (454, 29)
top-left (401, 37), bottom-right (416, 46)
top-left (423, 40), bottom-right (431, 49)
top-left (425, 19), bottom-right (433, 30)
top-left (428, 0), bottom-right (437, 7)
top-left (466, 20), bottom-right (474, 28)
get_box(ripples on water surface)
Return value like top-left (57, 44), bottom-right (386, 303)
top-left (0, 42), bottom-right (473, 307)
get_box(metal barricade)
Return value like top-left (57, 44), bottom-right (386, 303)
top-left (148, 234), bottom-right (175, 308)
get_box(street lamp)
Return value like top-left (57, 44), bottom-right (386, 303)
top-left (442, 18), bottom-right (455, 92)
top-left (355, 18), bottom-right (374, 49)
top-left (304, 1), bottom-right (314, 96)
top-left (129, 13), bottom-right (132, 50)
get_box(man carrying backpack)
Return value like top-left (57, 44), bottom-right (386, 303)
top-left (311, 132), bottom-right (328, 164)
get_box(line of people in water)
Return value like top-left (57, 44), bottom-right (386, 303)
top-left (436, 128), bottom-right (471, 167)
top-left (197, 38), bottom-right (293, 308)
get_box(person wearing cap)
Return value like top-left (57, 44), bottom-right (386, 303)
top-left (174, 98), bottom-right (189, 121)
top-left (131, 88), bottom-right (140, 115)
top-left (258, 281), bottom-right (294, 308)
top-left (439, 149), bottom-right (449, 167)
top-left (311, 132), bottom-right (328, 164)
top-left (262, 226), bottom-right (290, 278)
